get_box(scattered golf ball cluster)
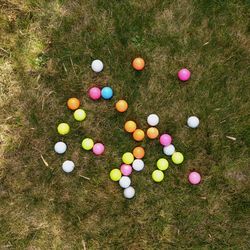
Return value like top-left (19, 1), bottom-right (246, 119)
top-left (88, 86), bottom-right (113, 100)
top-left (146, 114), bottom-right (160, 139)
top-left (160, 133), bottom-right (184, 165)
top-left (55, 94), bottom-right (105, 173)
top-left (147, 115), bottom-right (185, 182)
top-left (110, 147), bottom-right (146, 199)
top-left (152, 158), bottom-right (169, 182)
top-left (53, 58), bottom-right (202, 199)
top-left (124, 120), bottom-right (145, 142)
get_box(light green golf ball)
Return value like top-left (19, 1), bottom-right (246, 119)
top-left (157, 158), bottom-right (169, 171)
top-left (122, 152), bottom-right (134, 164)
top-left (57, 123), bottom-right (70, 135)
top-left (74, 109), bottom-right (86, 121)
top-left (81, 138), bottom-right (94, 150)
top-left (152, 170), bottom-right (164, 182)
top-left (172, 152), bottom-right (184, 164)
top-left (110, 169), bottom-right (122, 181)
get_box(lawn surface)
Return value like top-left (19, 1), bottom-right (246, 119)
top-left (0, 0), bottom-right (250, 249)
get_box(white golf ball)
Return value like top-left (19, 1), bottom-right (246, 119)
top-left (187, 116), bottom-right (200, 128)
top-left (119, 176), bottom-right (131, 189)
top-left (54, 142), bottom-right (67, 154)
top-left (132, 159), bottom-right (144, 171)
top-left (147, 114), bottom-right (159, 126)
top-left (163, 144), bottom-right (175, 156)
top-left (124, 186), bottom-right (135, 199)
top-left (62, 160), bottom-right (75, 173)
top-left (91, 59), bottom-right (103, 73)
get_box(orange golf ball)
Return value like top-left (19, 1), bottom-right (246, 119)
top-left (133, 129), bottom-right (145, 141)
top-left (147, 127), bottom-right (159, 139)
top-left (67, 97), bottom-right (80, 110)
top-left (132, 57), bottom-right (145, 71)
top-left (115, 100), bottom-right (128, 112)
top-left (124, 121), bottom-right (137, 133)
top-left (133, 146), bottom-right (145, 159)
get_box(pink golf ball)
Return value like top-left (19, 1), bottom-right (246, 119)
top-left (88, 87), bottom-right (101, 100)
top-left (92, 143), bottom-right (105, 155)
top-left (188, 171), bottom-right (201, 185)
top-left (178, 68), bottom-right (191, 81)
top-left (120, 164), bottom-right (132, 176)
top-left (159, 134), bottom-right (172, 146)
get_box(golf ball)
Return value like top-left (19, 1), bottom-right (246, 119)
top-left (178, 68), bottom-right (191, 81)
top-left (132, 159), bottom-right (145, 171)
top-left (159, 134), bottom-right (172, 146)
top-left (54, 141), bottom-right (67, 154)
top-left (101, 87), bottom-right (113, 100)
top-left (92, 143), bottom-right (105, 155)
top-left (91, 59), bottom-right (103, 73)
top-left (67, 97), bottom-right (80, 110)
top-left (147, 127), bottom-right (159, 139)
top-left (187, 116), bottom-right (200, 128)
top-left (73, 109), bottom-right (86, 121)
top-left (157, 158), bottom-right (169, 171)
top-left (120, 164), bottom-right (132, 176)
top-left (172, 152), bottom-right (184, 164)
top-left (124, 120), bottom-right (137, 133)
top-left (88, 87), bottom-right (101, 100)
top-left (57, 123), bottom-right (70, 135)
top-left (110, 169), bottom-right (122, 181)
top-left (152, 170), bottom-right (164, 182)
top-left (133, 129), bottom-right (145, 141)
top-left (132, 57), bottom-right (145, 71)
top-left (133, 146), bottom-right (145, 159)
top-left (62, 160), bottom-right (75, 173)
top-left (119, 176), bottom-right (131, 189)
top-left (115, 100), bottom-right (128, 113)
top-left (122, 152), bottom-right (134, 165)
top-left (188, 171), bottom-right (201, 185)
top-left (82, 138), bottom-right (94, 150)
top-left (147, 114), bottom-right (159, 126)
top-left (163, 144), bottom-right (175, 156)
top-left (124, 186), bottom-right (135, 199)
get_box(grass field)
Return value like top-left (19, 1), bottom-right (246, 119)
top-left (0, 0), bottom-right (250, 249)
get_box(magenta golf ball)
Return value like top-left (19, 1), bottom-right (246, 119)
top-left (178, 68), bottom-right (191, 81)
top-left (159, 134), bottom-right (172, 146)
top-left (92, 143), bottom-right (105, 155)
top-left (188, 171), bottom-right (201, 185)
top-left (120, 164), bottom-right (132, 176)
top-left (88, 87), bottom-right (101, 100)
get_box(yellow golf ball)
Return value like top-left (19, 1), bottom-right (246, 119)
top-left (152, 170), bottom-right (164, 182)
top-left (81, 138), bottom-right (94, 150)
top-left (110, 169), bottom-right (122, 181)
top-left (73, 109), bottom-right (86, 121)
top-left (57, 123), bottom-right (70, 135)
top-left (172, 152), bottom-right (184, 164)
top-left (157, 158), bottom-right (169, 171)
top-left (122, 152), bottom-right (134, 164)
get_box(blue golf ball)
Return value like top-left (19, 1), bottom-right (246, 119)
top-left (101, 87), bottom-right (113, 100)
